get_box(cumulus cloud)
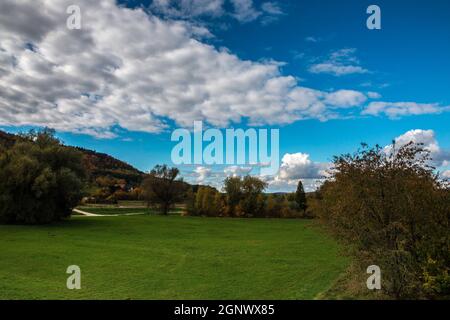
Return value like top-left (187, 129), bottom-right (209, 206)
top-left (362, 102), bottom-right (450, 118)
top-left (309, 48), bottom-right (369, 76)
top-left (384, 129), bottom-right (450, 167)
top-left (0, 0), bottom-right (371, 138)
top-left (264, 153), bottom-right (330, 192)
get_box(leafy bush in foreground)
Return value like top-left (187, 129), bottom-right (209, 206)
top-left (316, 142), bottom-right (450, 299)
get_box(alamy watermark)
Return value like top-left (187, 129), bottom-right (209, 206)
top-left (367, 5), bottom-right (381, 30)
top-left (366, 265), bottom-right (381, 290)
top-left (66, 5), bottom-right (82, 30)
top-left (66, 265), bottom-right (81, 290)
top-left (171, 121), bottom-right (280, 176)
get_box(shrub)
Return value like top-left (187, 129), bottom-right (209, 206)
top-left (316, 142), bottom-right (450, 299)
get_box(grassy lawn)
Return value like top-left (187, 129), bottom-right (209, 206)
top-left (0, 215), bottom-right (349, 300)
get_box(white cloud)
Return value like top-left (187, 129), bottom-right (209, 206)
top-left (277, 153), bottom-right (330, 180)
top-left (261, 2), bottom-right (283, 15)
top-left (309, 64), bottom-right (368, 76)
top-left (0, 0), bottom-right (370, 138)
top-left (325, 90), bottom-right (367, 108)
top-left (264, 152), bottom-right (330, 192)
top-left (442, 170), bottom-right (450, 179)
top-left (309, 48), bottom-right (369, 76)
top-left (367, 91), bottom-right (381, 99)
top-left (362, 102), bottom-right (450, 118)
top-left (385, 129), bottom-right (450, 167)
top-left (194, 166), bottom-right (212, 183)
top-left (230, 0), bottom-right (261, 22)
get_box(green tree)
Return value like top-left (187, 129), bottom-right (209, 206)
top-left (0, 129), bottom-right (86, 224)
top-left (141, 165), bottom-right (186, 215)
top-left (223, 175), bottom-right (267, 217)
top-left (223, 176), bottom-right (242, 217)
top-left (239, 176), bottom-right (268, 217)
top-left (295, 180), bottom-right (307, 213)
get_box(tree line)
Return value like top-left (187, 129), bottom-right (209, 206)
top-left (139, 166), bottom-right (310, 219)
top-left (184, 177), bottom-right (310, 218)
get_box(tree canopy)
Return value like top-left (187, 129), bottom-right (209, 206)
top-left (0, 129), bottom-right (86, 224)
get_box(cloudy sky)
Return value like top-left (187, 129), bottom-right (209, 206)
top-left (0, 0), bottom-right (449, 191)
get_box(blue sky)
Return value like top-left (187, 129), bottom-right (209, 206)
top-left (1, 0), bottom-right (449, 191)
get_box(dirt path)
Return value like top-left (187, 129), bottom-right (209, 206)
top-left (72, 208), bottom-right (144, 217)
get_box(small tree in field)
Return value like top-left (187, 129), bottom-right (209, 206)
top-left (141, 165), bottom-right (186, 215)
top-left (295, 180), bottom-right (307, 214)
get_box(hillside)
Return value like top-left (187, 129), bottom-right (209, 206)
top-left (0, 130), bottom-right (144, 187)
top-left (76, 146), bottom-right (144, 187)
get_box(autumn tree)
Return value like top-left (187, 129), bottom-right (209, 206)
top-left (141, 165), bottom-right (186, 215)
top-left (316, 142), bottom-right (450, 299)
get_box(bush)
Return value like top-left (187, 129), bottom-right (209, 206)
top-left (0, 129), bottom-right (86, 224)
top-left (316, 142), bottom-right (450, 299)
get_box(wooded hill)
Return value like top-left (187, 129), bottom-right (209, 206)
top-left (0, 130), bottom-right (144, 188)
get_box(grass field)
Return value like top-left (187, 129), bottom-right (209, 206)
top-left (0, 215), bottom-right (349, 299)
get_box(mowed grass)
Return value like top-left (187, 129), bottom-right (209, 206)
top-left (0, 215), bottom-right (349, 300)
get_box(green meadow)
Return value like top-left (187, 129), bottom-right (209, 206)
top-left (0, 214), bottom-right (349, 300)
